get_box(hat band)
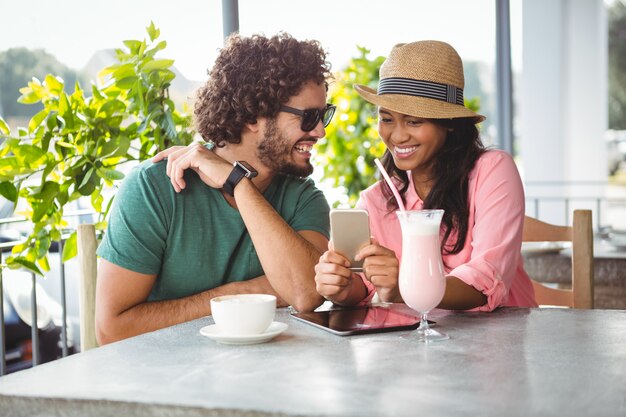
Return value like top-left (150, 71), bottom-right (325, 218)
top-left (377, 77), bottom-right (464, 105)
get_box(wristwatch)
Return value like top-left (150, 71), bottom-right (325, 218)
top-left (222, 161), bottom-right (258, 196)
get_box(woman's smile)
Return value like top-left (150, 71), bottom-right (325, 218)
top-left (378, 108), bottom-right (448, 172)
top-left (393, 144), bottom-right (420, 159)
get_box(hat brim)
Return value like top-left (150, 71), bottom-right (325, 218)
top-left (354, 84), bottom-right (486, 123)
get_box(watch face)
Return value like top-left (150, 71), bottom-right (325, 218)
top-left (237, 161), bottom-right (258, 178)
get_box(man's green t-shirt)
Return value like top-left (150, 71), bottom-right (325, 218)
top-left (97, 160), bottom-right (330, 301)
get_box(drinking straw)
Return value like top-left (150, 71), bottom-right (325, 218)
top-left (374, 158), bottom-right (406, 211)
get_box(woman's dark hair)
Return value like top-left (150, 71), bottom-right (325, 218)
top-left (194, 32), bottom-right (332, 146)
top-left (381, 117), bottom-right (486, 255)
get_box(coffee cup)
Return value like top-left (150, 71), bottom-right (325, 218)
top-left (210, 294), bottom-right (276, 335)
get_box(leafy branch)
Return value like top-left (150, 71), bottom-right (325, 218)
top-left (0, 22), bottom-right (194, 275)
top-left (316, 46), bottom-right (387, 208)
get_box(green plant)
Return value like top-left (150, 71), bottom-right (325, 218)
top-left (316, 46), bottom-right (481, 208)
top-left (315, 47), bottom-right (386, 208)
top-left (0, 22), bottom-right (194, 274)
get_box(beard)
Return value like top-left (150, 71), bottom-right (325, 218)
top-left (256, 119), bottom-right (314, 177)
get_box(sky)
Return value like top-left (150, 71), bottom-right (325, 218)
top-left (0, 0), bottom-right (523, 82)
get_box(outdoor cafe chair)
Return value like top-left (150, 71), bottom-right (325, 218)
top-left (522, 209), bottom-right (594, 308)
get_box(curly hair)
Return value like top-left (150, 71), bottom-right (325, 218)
top-left (194, 32), bottom-right (332, 145)
top-left (381, 118), bottom-right (486, 255)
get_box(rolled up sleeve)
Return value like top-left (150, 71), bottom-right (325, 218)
top-left (448, 152), bottom-right (526, 311)
top-left (356, 272), bottom-right (378, 306)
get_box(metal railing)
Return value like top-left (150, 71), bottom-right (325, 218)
top-left (526, 196), bottom-right (626, 230)
top-left (525, 180), bottom-right (626, 230)
top-left (0, 209), bottom-right (96, 376)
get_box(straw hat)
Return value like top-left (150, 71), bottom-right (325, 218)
top-left (354, 40), bottom-right (485, 122)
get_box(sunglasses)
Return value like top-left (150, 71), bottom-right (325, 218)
top-left (279, 104), bottom-right (336, 132)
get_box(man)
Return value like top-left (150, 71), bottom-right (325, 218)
top-left (95, 33), bottom-right (334, 344)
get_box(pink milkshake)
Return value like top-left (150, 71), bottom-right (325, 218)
top-left (398, 232), bottom-right (446, 313)
top-left (396, 209), bottom-right (449, 342)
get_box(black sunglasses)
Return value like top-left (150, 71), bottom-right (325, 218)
top-left (279, 104), bottom-right (336, 132)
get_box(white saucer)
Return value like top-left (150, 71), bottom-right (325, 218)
top-left (200, 321), bottom-right (288, 345)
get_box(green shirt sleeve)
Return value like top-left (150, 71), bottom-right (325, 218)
top-left (96, 161), bottom-right (171, 275)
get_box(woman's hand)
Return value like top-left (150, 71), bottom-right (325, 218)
top-left (152, 143), bottom-right (232, 193)
top-left (314, 243), bottom-right (365, 305)
top-left (356, 238), bottom-right (400, 303)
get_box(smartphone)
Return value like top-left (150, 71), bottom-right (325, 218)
top-left (329, 209), bottom-right (371, 272)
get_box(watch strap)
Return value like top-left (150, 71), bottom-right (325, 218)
top-left (223, 161), bottom-right (257, 196)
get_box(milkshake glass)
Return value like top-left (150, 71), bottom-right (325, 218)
top-left (397, 209), bottom-right (449, 342)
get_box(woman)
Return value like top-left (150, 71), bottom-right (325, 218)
top-left (315, 40), bottom-right (537, 311)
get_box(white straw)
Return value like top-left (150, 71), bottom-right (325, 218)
top-left (374, 158), bottom-right (406, 211)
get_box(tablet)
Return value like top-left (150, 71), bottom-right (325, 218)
top-left (290, 306), bottom-right (428, 336)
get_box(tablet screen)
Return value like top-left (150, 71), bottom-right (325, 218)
top-left (290, 306), bottom-right (425, 336)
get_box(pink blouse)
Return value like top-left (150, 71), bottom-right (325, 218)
top-left (356, 150), bottom-right (537, 311)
